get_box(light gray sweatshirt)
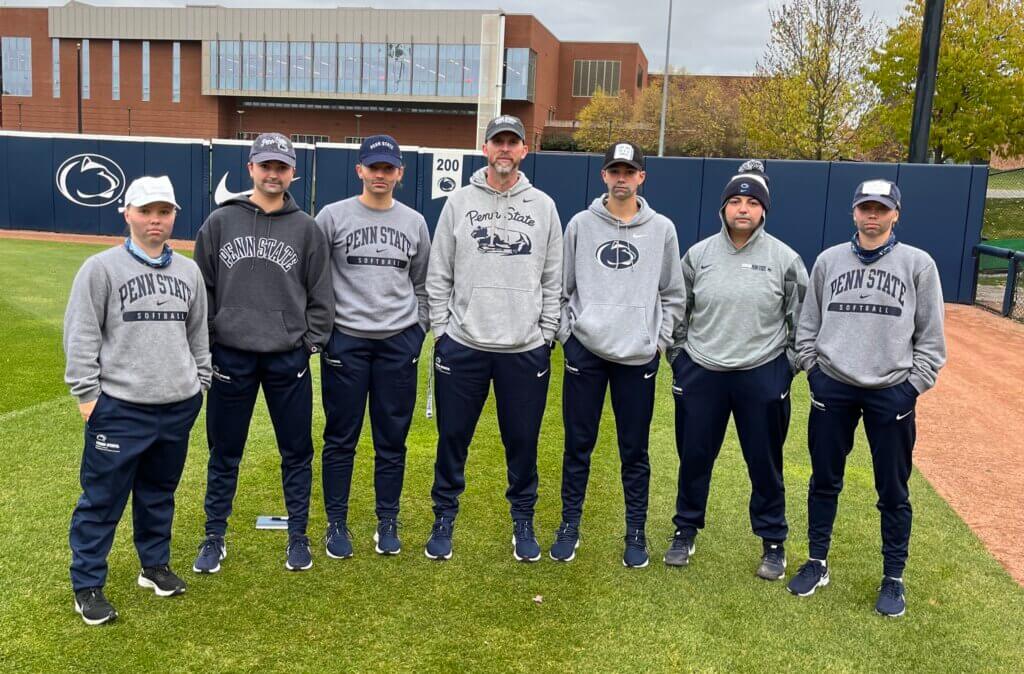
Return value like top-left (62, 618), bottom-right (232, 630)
top-left (316, 196), bottom-right (430, 339)
top-left (426, 167), bottom-right (562, 353)
top-left (63, 246), bottom-right (212, 404)
top-left (671, 221), bottom-right (808, 371)
top-left (558, 196), bottom-right (685, 365)
top-left (795, 241), bottom-right (946, 393)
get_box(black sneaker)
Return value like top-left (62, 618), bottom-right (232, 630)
top-left (512, 519), bottom-right (541, 562)
top-left (374, 517), bottom-right (401, 555)
top-left (623, 528), bottom-right (650, 568)
top-left (787, 559), bottom-right (830, 597)
top-left (549, 521), bottom-right (580, 562)
top-left (74, 587), bottom-right (117, 626)
top-left (663, 530), bottom-right (695, 567)
top-left (325, 522), bottom-right (354, 559)
top-left (875, 576), bottom-right (906, 617)
top-left (285, 535), bottom-right (314, 571)
top-left (424, 516), bottom-right (455, 560)
top-left (756, 542), bottom-right (787, 581)
top-left (137, 565), bottom-right (187, 597)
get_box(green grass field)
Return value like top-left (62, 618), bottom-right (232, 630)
top-left (1, 238), bottom-right (1022, 672)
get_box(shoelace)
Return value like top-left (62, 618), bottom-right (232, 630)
top-left (667, 533), bottom-right (691, 551)
top-left (82, 587), bottom-right (103, 603)
top-left (555, 523), bottom-right (578, 543)
top-left (378, 519), bottom-right (399, 537)
top-left (198, 538), bottom-right (221, 557)
top-left (432, 518), bottom-right (454, 540)
top-left (879, 578), bottom-right (903, 600)
top-left (625, 530), bottom-right (647, 549)
top-left (288, 536), bottom-right (310, 553)
top-left (796, 560), bottom-right (824, 580)
top-left (513, 520), bottom-right (535, 540)
top-left (764, 546), bottom-right (785, 565)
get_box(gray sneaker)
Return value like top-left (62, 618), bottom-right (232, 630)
top-left (663, 530), bottom-right (695, 567)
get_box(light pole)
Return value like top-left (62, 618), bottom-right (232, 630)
top-left (17, 103), bottom-right (23, 130)
top-left (908, 0), bottom-right (946, 163)
top-left (76, 42), bottom-right (83, 134)
top-left (127, 106), bottom-right (132, 136)
top-left (354, 113), bottom-right (363, 140)
top-left (657, 0), bottom-right (674, 157)
top-left (236, 109), bottom-right (244, 139)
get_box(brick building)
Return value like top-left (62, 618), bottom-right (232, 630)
top-left (0, 2), bottom-right (647, 149)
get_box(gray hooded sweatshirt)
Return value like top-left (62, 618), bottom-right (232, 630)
top-left (557, 196), bottom-right (686, 365)
top-left (795, 241), bottom-right (946, 393)
top-left (671, 219), bottom-right (808, 371)
top-left (426, 167), bottom-right (562, 353)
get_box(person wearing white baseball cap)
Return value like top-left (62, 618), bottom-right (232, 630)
top-left (64, 175), bottom-right (210, 624)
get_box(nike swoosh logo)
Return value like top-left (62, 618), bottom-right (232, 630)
top-left (701, 264), bottom-right (712, 269)
top-left (375, 248), bottom-right (387, 253)
top-left (523, 198), bottom-right (534, 203)
top-left (565, 364), bottom-right (580, 374)
top-left (780, 390), bottom-right (789, 400)
top-left (643, 371), bottom-right (656, 379)
top-left (412, 357), bottom-right (418, 363)
top-left (633, 233), bottom-right (648, 238)
top-left (896, 410), bottom-right (913, 420)
top-left (156, 299), bottom-right (169, 306)
top-left (859, 294), bottom-right (870, 299)
top-left (297, 368), bottom-right (308, 378)
top-left (214, 172), bottom-right (302, 205)
top-left (537, 369), bottom-right (549, 377)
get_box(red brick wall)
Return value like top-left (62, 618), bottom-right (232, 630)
top-left (503, 15), bottom-right (560, 149)
top-left (556, 42), bottom-right (648, 122)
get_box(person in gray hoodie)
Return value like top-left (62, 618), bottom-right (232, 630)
top-left (64, 176), bottom-right (210, 625)
top-left (424, 115), bottom-right (562, 563)
top-left (191, 133), bottom-right (334, 575)
top-left (315, 135), bottom-right (430, 559)
top-left (549, 141), bottom-right (685, 568)
top-left (786, 179), bottom-right (946, 619)
top-left (665, 160), bottom-right (808, 581)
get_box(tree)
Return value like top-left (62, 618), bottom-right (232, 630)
top-left (741, 0), bottom-right (882, 160)
top-left (864, 0), bottom-right (1024, 164)
top-left (571, 89), bottom-right (636, 152)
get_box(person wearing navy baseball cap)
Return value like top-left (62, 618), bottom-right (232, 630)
top-left (788, 178), bottom-right (946, 617)
top-left (313, 134), bottom-right (431, 559)
top-left (64, 176), bottom-right (210, 624)
top-left (664, 160), bottom-right (808, 581)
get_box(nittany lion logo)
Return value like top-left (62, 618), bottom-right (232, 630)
top-left (56, 154), bottom-right (126, 208)
top-left (596, 240), bottom-right (640, 269)
top-left (438, 177), bottom-right (456, 193)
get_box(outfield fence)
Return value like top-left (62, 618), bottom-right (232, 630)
top-left (974, 169), bottom-right (1024, 321)
top-left (0, 130), bottom-right (989, 304)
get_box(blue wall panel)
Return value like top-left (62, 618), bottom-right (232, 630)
top-left (139, 141), bottom-right (192, 239)
top-left (52, 138), bottom-right (104, 235)
top-left (644, 156), bottom-right (704, 252)
top-left (584, 154), bottom-right (606, 210)
top-left (6, 136), bottom-right (54, 232)
top-left (822, 162), bottom-right (898, 248)
top-left (209, 141), bottom-right (251, 216)
top-left (698, 159), bottom-right (749, 240)
top-left (959, 165), bottom-right (989, 302)
top-left (0, 136), bottom-right (9, 230)
top-left (764, 159), bottom-right (831, 267)
top-left (311, 146), bottom-right (360, 216)
top-left (531, 152), bottom-right (590, 227)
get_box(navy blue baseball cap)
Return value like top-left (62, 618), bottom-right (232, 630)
top-left (853, 179), bottom-right (901, 210)
top-left (359, 135), bottom-right (403, 167)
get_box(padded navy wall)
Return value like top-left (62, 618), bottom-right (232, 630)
top-left (0, 131), bottom-right (989, 302)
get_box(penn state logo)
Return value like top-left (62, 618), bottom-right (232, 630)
top-left (55, 154), bottom-right (126, 207)
top-left (438, 177), bottom-right (456, 193)
top-left (740, 182), bottom-right (750, 191)
top-left (596, 240), bottom-right (640, 269)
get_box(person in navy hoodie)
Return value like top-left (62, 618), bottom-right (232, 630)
top-left (192, 133), bottom-right (334, 574)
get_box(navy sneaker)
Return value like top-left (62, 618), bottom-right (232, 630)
top-left (74, 587), bottom-right (117, 626)
top-left (424, 516), bottom-right (455, 560)
top-left (663, 530), bottom-right (695, 567)
top-left (325, 522), bottom-right (353, 559)
top-left (875, 577), bottom-right (906, 617)
top-left (192, 534), bottom-right (226, 574)
top-left (512, 519), bottom-right (541, 562)
top-left (137, 565), bottom-right (187, 597)
top-left (756, 542), bottom-right (787, 581)
top-left (787, 559), bottom-right (830, 597)
top-left (285, 534), bottom-right (313, 571)
top-left (623, 528), bottom-right (649, 568)
top-left (549, 521), bottom-right (580, 562)
top-left (374, 517), bottom-right (401, 555)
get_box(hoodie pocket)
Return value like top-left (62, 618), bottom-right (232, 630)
top-left (460, 286), bottom-right (540, 348)
top-left (214, 306), bottom-right (294, 349)
top-left (572, 303), bottom-right (652, 361)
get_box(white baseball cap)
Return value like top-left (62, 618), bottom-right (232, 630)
top-left (119, 176), bottom-right (181, 212)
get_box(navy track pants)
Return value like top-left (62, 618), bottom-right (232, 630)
top-left (671, 351), bottom-right (793, 542)
top-left (560, 335), bottom-right (658, 529)
top-left (203, 343), bottom-right (313, 537)
top-left (320, 325), bottom-right (425, 524)
top-left (69, 392), bottom-right (203, 591)
top-left (430, 335), bottom-right (551, 521)
top-left (805, 366), bottom-right (918, 577)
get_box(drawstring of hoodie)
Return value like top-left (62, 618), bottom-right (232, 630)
top-left (425, 338), bottom-right (436, 418)
top-left (248, 207), bottom-right (258, 271)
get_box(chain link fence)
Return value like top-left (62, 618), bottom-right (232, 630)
top-left (976, 168), bottom-right (1024, 320)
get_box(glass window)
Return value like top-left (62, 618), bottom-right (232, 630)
top-left (208, 40), bottom-right (217, 88)
top-left (242, 41), bottom-right (263, 91)
top-left (386, 42), bottom-right (412, 94)
top-left (463, 45), bottom-right (480, 97)
top-left (218, 40), bottom-right (240, 90)
top-left (289, 42), bottom-right (311, 92)
top-left (1, 37), bottom-right (32, 97)
top-left (172, 41), bottom-right (180, 102)
top-left (338, 42), bottom-right (361, 94)
top-left (437, 44), bottom-right (464, 97)
top-left (572, 59), bottom-right (621, 97)
top-left (81, 39), bottom-right (90, 99)
top-left (265, 41), bottom-right (288, 92)
top-left (313, 42), bottom-right (336, 93)
top-left (142, 40), bottom-right (150, 101)
top-left (503, 48), bottom-right (535, 101)
top-left (362, 43), bottom-right (386, 95)
top-left (52, 38), bottom-right (60, 98)
top-left (411, 43), bottom-right (437, 96)
top-left (111, 40), bottom-right (120, 100)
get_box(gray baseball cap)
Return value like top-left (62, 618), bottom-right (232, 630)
top-left (485, 115), bottom-right (526, 142)
top-left (249, 132), bottom-right (296, 167)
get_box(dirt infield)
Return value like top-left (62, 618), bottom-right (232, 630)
top-left (915, 304), bottom-right (1024, 585)
top-left (1, 229), bottom-right (1021, 583)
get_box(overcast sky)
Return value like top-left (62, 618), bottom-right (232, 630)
top-left (5, 0), bottom-right (909, 74)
